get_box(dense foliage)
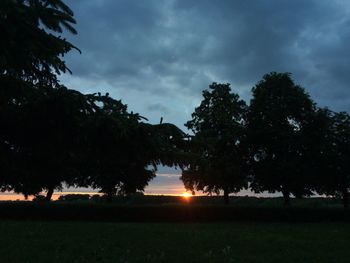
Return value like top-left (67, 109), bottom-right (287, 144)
top-left (311, 110), bottom-right (350, 207)
top-left (181, 83), bottom-right (248, 204)
top-left (246, 72), bottom-right (316, 205)
top-left (0, 0), bottom-right (78, 85)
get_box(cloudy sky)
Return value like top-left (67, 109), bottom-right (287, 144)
top-left (57, 0), bottom-right (350, 195)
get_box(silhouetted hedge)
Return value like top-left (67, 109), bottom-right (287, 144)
top-left (1, 202), bottom-right (350, 222)
top-left (58, 194), bottom-right (91, 201)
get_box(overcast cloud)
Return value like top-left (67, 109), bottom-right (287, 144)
top-left (60, 0), bottom-right (350, 129)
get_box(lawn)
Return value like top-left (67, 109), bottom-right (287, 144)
top-left (0, 221), bottom-right (349, 263)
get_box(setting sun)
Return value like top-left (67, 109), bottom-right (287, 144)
top-left (182, 192), bottom-right (192, 199)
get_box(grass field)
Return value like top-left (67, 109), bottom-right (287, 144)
top-left (1, 201), bottom-right (350, 222)
top-left (0, 221), bottom-right (349, 263)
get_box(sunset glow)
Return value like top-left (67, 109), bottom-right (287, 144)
top-left (182, 192), bottom-right (192, 199)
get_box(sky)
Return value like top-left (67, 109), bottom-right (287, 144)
top-left (54, 0), bottom-right (350, 197)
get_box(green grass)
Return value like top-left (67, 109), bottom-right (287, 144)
top-left (0, 221), bottom-right (350, 262)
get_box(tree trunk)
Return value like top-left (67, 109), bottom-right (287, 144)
top-left (106, 189), bottom-right (114, 202)
top-left (45, 187), bottom-right (54, 201)
top-left (342, 188), bottom-right (349, 209)
top-left (281, 188), bottom-right (290, 206)
top-left (223, 188), bottom-right (229, 205)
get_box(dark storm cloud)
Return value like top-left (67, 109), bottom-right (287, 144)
top-left (61, 0), bottom-right (350, 129)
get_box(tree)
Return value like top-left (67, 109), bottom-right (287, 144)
top-left (0, 0), bottom-right (78, 85)
top-left (69, 92), bottom-right (187, 202)
top-left (0, 0), bottom-right (79, 199)
top-left (4, 86), bottom-right (90, 200)
top-left (246, 72), bottom-right (316, 205)
top-left (313, 110), bottom-right (350, 208)
top-left (72, 93), bottom-right (156, 201)
top-left (181, 83), bottom-right (248, 204)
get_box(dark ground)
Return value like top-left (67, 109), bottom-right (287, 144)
top-left (0, 221), bottom-right (349, 263)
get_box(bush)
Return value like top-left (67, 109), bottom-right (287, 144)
top-left (58, 194), bottom-right (91, 202)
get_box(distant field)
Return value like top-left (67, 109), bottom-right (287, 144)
top-left (0, 194), bottom-right (345, 207)
top-left (0, 221), bottom-right (349, 263)
top-left (0, 197), bottom-right (349, 222)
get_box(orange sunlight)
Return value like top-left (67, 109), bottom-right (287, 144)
top-left (181, 192), bottom-right (192, 200)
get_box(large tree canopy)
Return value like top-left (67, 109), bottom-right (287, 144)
top-left (70, 93), bottom-right (148, 201)
top-left (0, 0), bottom-right (80, 200)
top-left (2, 86), bottom-right (90, 200)
top-left (247, 72), bottom-right (316, 205)
top-left (72, 93), bottom-right (187, 201)
top-left (181, 83), bottom-right (248, 204)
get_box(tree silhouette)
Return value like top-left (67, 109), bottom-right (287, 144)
top-left (247, 72), bottom-right (316, 205)
top-left (3, 86), bottom-right (90, 200)
top-left (72, 93), bottom-right (188, 201)
top-left (181, 83), bottom-right (248, 204)
top-left (70, 93), bottom-right (155, 201)
top-left (312, 110), bottom-right (350, 208)
top-left (0, 0), bottom-right (78, 85)
top-left (0, 0), bottom-right (79, 199)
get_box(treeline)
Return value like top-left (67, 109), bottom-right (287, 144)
top-left (0, 85), bottom-right (185, 201)
top-left (1, 1), bottom-right (349, 207)
top-left (0, 0), bottom-right (186, 201)
top-left (182, 77), bottom-right (350, 207)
